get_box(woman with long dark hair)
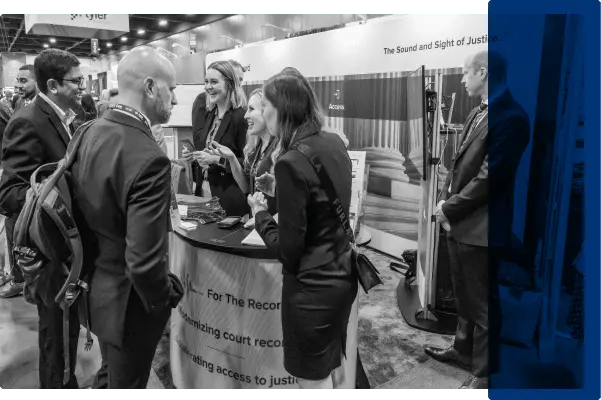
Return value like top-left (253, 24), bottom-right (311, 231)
top-left (248, 72), bottom-right (357, 389)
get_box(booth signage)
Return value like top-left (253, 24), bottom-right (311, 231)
top-left (24, 14), bottom-right (129, 40)
top-left (169, 237), bottom-right (358, 389)
top-left (188, 33), bottom-right (197, 51)
top-left (205, 15), bottom-right (491, 259)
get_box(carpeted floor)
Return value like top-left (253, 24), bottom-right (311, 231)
top-left (353, 248), bottom-right (460, 388)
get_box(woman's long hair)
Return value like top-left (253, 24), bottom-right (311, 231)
top-left (81, 93), bottom-right (98, 121)
top-left (243, 88), bottom-right (268, 163)
top-left (263, 72), bottom-right (324, 166)
top-left (206, 60), bottom-right (247, 112)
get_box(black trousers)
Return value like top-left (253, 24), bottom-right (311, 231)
top-left (92, 291), bottom-right (170, 389)
top-left (355, 351), bottom-right (371, 388)
top-left (37, 302), bottom-right (80, 388)
top-left (4, 216), bottom-right (23, 283)
top-left (447, 237), bottom-right (501, 378)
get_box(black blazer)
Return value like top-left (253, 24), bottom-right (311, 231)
top-left (441, 90), bottom-right (529, 247)
top-left (0, 95), bottom-right (71, 217)
top-left (70, 110), bottom-right (172, 348)
top-left (0, 101), bottom-right (11, 148)
top-left (197, 107), bottom-right (249, 216)
top-left (191, 91), bottom-right (206, 147)
top-left (255, 126), bottom-right (352, 275)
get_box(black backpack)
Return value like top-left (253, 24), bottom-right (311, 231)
top-left (12, 120), bottom-right (95, 384)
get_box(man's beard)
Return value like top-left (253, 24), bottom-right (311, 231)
top-left (154, 91), bottom-right (172, 125)
top-left (23, 88), bottom-right (36, 100)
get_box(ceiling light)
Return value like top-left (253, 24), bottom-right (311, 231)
top-left (43, 44), bottom-right (49, 48)
top-left (159, 20), bottom-right (167, 26)
top-left (106, 43), bottom-right (113, 48)
top-left (121, 36), bottom-right (128, 42)
top-left (137, 29), bottom-right (145, 35)
top-left (49, 38), bottom-right (56, 43)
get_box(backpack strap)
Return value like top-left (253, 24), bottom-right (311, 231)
top-left (32, 120), bottom-right (95, 202)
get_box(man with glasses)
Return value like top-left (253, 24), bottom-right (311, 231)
top-left (0, 48), bottom-right (84, 388)
top-left (13, 64), bottom-right (39, 111)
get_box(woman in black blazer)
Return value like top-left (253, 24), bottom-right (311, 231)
top-left (249, 72), bottom-right (357, 389)
top-left (207, 88), bottom-right (278, 215)
top-left (183, 60), bottom-right (248, 216)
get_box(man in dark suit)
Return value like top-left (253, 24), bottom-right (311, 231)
top-left (0, 48), bottom-right (84, 387)
top-left (424, 50), bottom-right (530, 389)
top-left (70, 46), bottom-right (183, 389)
top-left (13, 64), bottom-right (39, 112)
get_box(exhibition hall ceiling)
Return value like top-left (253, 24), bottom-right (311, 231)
top-left (0, 14), bottom-right (233, 58)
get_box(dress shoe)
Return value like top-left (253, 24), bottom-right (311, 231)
top-left (460, 376), bottom-right (488, 389)
top-left (0, 274), bottom-right (11, 288)
top-left (424, 345), bottom-right (471, 371)
top-left (0, 281), bottom-right (24, 298)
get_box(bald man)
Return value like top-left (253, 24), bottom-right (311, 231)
top-left (70, 46), bottom-right (184, 388)
top-left (424, 50), bottom-right (530, 389)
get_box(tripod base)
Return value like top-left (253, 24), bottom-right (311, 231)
top-left (397, 278), bottom-right (457, 335)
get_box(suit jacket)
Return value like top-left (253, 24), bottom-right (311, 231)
top-left (13, 97), bottom-right (32, 112)
top-left (197, 107), bottom-right (249, 216)
top-left (0, 101), bottom-right (12, 148)
top-left (191, 91), bottom-right (206, 147)
top-left (255, 125), bottom-right (352, 275)
top-left (70, 110), bottom-right (172, 348)
top-left (441, 90), bottom-right (530, 247)
top-left (0, 95), bottom-right (71, 217)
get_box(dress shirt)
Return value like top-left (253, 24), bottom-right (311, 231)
top-left (37, 92), bottom-right (75, 139)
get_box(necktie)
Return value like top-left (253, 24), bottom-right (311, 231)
top-left (448, 102), bottom-right (488, 194)
top-left (459, 103), bottom-right (488, 151)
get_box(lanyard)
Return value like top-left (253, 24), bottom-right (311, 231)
top-left (250, 138), bottom-right (273, 193)
top-left (108, 104), bottom-right (151, 130)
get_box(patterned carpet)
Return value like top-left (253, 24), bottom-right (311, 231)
top-left (353, 248), bottom-right (456, 387)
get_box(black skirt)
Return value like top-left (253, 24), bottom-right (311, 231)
top-left (281, 249), bottom-right (358, 380)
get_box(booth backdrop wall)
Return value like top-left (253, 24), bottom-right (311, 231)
top-left (206, 14), bottom-right (489, 257)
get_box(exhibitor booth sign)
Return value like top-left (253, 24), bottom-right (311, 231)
top-left (168, 235), bottom-right (359, 389)
top-left (24, 14), bottom-right (129, 40)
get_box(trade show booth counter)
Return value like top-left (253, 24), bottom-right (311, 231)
top-left (168, 198), bottom-right (359, 389)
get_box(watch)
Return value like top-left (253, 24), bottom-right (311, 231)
top-left (218, 157), bottom-right (227, 168)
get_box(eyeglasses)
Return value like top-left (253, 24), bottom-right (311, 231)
top-left (60, 77), bottom-right (86, 87)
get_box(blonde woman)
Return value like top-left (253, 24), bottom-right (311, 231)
top-left (183, 60), bottom-right (248, 216)
top-left (208, 88), bottom-right (277, 214)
